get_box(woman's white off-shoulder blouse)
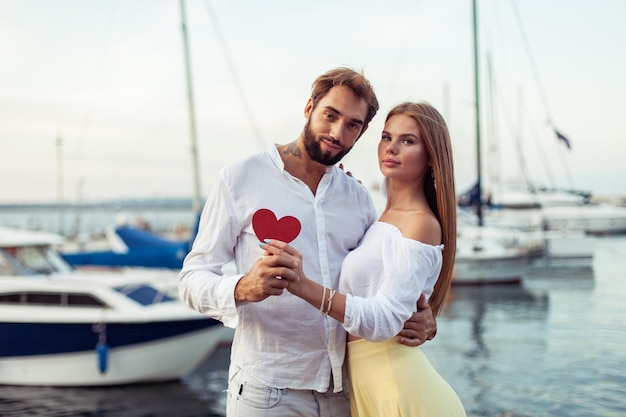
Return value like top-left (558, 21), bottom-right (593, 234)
top-left (340, 221), bottom-right (443, 341)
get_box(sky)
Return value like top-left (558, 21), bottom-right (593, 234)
top-left (1, 0), bottom-right (625, 204)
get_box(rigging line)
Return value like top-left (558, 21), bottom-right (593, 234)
top-left (202, 0), bottom-right (265, 151)
top-left (494, 50), bottom-right (555, 191)
top-left (510, 0), bottom-right (554, 127)
top-left (488, 56), bottom-right (537, 202)
top-left (486, 50), bottom-right (556, 191)
top-left (510, 0), bottom-right (574, 190)
top-left (556, 138), bottom-right (575, 190)
top-left (493, 66), bottom-right (560, 190)
top-left (484, 14), bottom-right (556, 193)
top-left (87, 1), bottom-right (147, 197)
top-left (96, 0), bottom-right (149, 168)
top-left (513, 86), bottom-right (538, 198)
top-left (73, 1), bottom-right (121, 195)
top-left (524, 111), bottom-right (557, 189)
top-left (485, 52), bottom-right (501, 198)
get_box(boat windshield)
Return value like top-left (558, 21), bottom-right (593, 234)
top-left (0, 245), bottom-right (73, 276)
top-left (114, 284), bottom-right (175, 306)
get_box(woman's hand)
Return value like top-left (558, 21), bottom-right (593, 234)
top-left (338, 163), bottom-right (362, 184)
top-left (234, 242), bottom-right (299, 303)
top-left (260, 239), bottom-right (307, 296)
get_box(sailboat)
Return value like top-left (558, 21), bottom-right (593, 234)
top-left (61, 0), bottom-right (202, 271)
top-left (453, 1), bottom-right (601, 279)
top-left (452, 0), bottom-right (533, 285)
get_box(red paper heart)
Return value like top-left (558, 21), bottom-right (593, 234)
top-left (252, 209), bottom-right (301, 243)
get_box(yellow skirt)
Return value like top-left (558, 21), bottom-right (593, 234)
top-left (347, 337), bottom-right (467, 417)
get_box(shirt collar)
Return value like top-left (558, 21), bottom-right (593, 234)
top-left (269, 144), bottom-right (285, 172)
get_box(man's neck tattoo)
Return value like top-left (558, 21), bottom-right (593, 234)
top-left (283, 142), bottom-right (303, 159)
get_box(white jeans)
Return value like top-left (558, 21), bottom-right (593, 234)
top-left (226, 364), bottom-right (351, 417)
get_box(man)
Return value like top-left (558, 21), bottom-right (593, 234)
top-left (178, 67), bottom-right (436, 416)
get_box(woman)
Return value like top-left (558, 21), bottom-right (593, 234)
top-left (263, 102), bottom-right (466, 416)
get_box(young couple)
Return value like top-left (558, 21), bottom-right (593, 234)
top-left (178, 67), bottom-right (466, 416)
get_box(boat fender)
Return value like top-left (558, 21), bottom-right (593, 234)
top-left (92, 323), bottom-right (109, 374)
top-left (97, 341), bottom-right (109, 374)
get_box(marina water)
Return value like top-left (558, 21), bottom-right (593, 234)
top-left (1, 206), bottom-right (625, 416)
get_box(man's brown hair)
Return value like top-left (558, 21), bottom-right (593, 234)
top-left (310, 67), bottom-right (379, 135)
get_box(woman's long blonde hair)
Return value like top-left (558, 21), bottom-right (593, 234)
top-left (385, 102), bottom-right (456, 316)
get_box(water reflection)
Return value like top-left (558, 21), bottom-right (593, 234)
top-left (0, 381), bottom-right (218, 417)
top-left (0, 345), bottom-right (231, 417)
top-left (424, 267), bottom-right (596, 417)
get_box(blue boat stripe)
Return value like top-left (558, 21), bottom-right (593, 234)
top-left (0, 318), bottom-right (221, 357)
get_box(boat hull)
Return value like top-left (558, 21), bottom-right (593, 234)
top-left (453, 254), bottom-right (527, 285)
top-left (0, 322), bottom-right (231, 386)
top-left (453, 224), bottom-right (533, 285)
top-left (530, 232), bottom-right (595, 270)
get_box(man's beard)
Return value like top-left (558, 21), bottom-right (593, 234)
top-left (303, 120), bottom-right (352, 166)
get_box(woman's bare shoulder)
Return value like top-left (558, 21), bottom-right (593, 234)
top-left (400, 210), bottom-right (441, 246)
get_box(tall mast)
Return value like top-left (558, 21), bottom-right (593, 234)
top-left (179, 0), bottom-right (202, 219)
top-left (472, 0), bottom-right (483, 226)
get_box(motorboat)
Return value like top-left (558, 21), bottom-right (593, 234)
top-left (540, 204), bottom-right (626, 236)
top-left (464, 207), bottom-right (597, 271)
top-left (0, 227), bottom-right (232, 387)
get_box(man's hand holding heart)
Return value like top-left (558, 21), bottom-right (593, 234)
top-left (234, 209), bottom-right (303, 304)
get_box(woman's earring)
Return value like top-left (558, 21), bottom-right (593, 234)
top-left (430, 167), bottom-right (436, 189)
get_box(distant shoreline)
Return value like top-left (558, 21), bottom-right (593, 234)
top-left (2, 193), bottom-right (624, 209)
top-left (0, 197), bottom-right (199, 211)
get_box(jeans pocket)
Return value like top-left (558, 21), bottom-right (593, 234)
top-left (229, 365), bottom-right (282, 410)
top-left (238, 380), bottom-right (282, 409)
